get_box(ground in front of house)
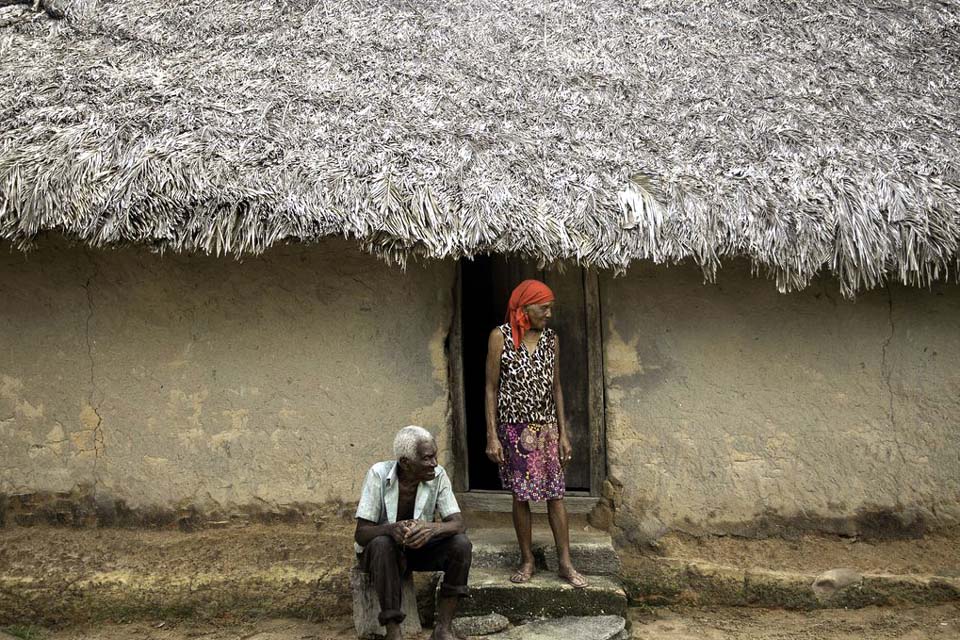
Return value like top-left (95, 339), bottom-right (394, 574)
top-left (10, 604), bottom-right (958, 640)
top-left (2, 516), bottom-right (960, 638)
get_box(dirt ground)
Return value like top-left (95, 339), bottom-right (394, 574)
top-left (629, 604), bottom-right (960, 639)
top-left (16, 604), bottom-right (959, 639)
top-left (0, 519), bottom-right (359, 625)
top-left (5, 520), bottom-right (958, 585)
top-left (0, 519), bottom-right (355, 583)
top-left (2, 520), bottom-right (960, 629)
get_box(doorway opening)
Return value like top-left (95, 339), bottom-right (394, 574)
top-left (455, 255), bottom-right (604, 496)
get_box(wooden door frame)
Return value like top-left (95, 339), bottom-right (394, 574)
top-left (584, 268), bottom-right (607, 496)
top-left (448, 263), bottom-right (471, 492)
top-left (447, 261), bottom-right (607, 498)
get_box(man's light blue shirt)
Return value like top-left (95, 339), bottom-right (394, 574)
top-left (354, 460), bottom-right (461, 553)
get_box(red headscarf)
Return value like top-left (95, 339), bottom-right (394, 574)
top-left (505, 279), bottom-right (555, 350)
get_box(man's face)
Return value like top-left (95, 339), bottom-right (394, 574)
top-left (402, 440), bottom-right (438, 482)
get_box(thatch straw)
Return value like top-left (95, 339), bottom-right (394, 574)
top-left (1, 0), bottom-right (958, 294)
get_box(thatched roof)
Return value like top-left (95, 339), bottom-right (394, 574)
top-left (1, 0), bottom-right (958, 294)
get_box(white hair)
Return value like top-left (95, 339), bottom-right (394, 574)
top-left (394, 425), bottom-right (435, 461)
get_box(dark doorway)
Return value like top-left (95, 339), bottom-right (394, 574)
top-left (460, 256), bottom-right (592, 492)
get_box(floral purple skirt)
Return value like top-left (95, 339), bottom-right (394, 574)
top-left (497, 422), bottom-right (565, 502)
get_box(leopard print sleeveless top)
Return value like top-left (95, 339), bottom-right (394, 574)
top-left (496, 323), bottom-right (557, 424)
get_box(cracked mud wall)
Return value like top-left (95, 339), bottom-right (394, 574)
top-left (0, 238), bottom-right (455, 518)
top-left (601, 262), bottom-right (960, 539)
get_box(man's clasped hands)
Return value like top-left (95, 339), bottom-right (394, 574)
top-left (390, 519), bottom-right (437, 549)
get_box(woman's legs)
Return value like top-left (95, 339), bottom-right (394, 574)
top-left (546, 497), bottom-right (572, 570)
top-left (547, 498), bottom-right (588, 587)
top-left (511, 495), bottom-right (535, 581)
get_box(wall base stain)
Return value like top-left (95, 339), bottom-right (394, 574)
top-left (690, 506), bottom-right (927, 541)
top-left (0, 488), bottom-right (355, 532)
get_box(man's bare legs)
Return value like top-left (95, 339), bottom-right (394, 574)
top-left (432, 595), bottom-right (466, 640)
top-left (511, 496), bottom-right (536, 582)
top-left (547, 498), bottom-right (588, 588)
top-left (383, 593), bottom-right (466, 640)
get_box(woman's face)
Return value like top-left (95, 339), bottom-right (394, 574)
top-left (525, 301), bottom-right (554, 330)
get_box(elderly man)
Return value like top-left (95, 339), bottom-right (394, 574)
top-left (355, 425), bottom-right (472, 640)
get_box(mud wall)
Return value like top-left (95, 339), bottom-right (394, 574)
top-left (0, 238), bottom-right (455, 524)
top-left (601, 262), bottom-right (960, 539)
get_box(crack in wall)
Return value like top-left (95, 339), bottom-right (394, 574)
top-left (880, 285), bottom-right (907, 471)
top-left (81, 251), bottom-right (104, 487)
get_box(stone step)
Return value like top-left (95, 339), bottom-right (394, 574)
top-left (457, 567), bottom-right (627, 623)
top-left (470, 526), bottom-right (621, 575)
top-left (487, 615), bottom-right (629, 640)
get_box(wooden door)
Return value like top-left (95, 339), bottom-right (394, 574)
top-left (460, 256), bottom-right (592, 491)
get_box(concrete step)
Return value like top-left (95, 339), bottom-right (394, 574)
top-left (469, 526), bottom-right (622, 575)
top-left (457, 567), bottom-right (627, 623)
top-left (487, 615), bottom-right (629, 640)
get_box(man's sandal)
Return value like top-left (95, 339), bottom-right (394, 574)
top-left (510, 566), bottom-right (535, 584)
top-left (559, 570), bottom-right (589, 589)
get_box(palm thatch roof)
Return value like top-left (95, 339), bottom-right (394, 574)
top-left (1, 0), bottom-right (958, 294)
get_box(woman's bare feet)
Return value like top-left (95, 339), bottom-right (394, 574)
top-left (510, 560), bottom-right (536, 583)
top-left (558, 565), bottom-right (588, 589)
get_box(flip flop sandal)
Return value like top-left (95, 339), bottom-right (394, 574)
top-left (560, 570), bottom-right (589, 589)
top-left (510, 567), bottom-right (535, 584)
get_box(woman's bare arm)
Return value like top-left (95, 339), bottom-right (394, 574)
top-left (484, 328), bottom-right (505, 464)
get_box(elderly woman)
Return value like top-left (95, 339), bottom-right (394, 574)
top-left (484, 279), bottom-right (588, 588)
